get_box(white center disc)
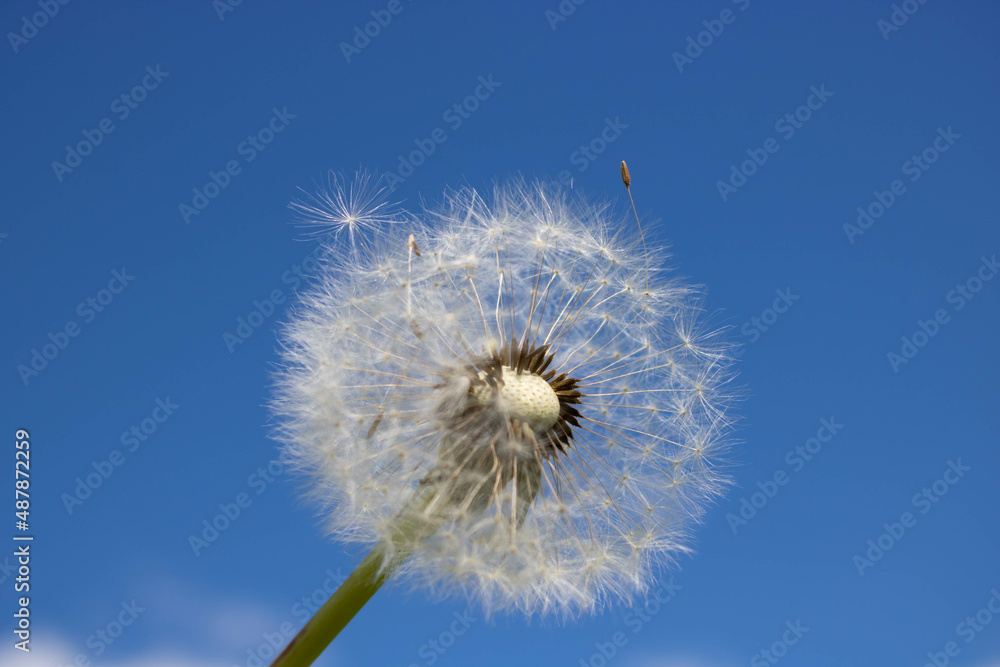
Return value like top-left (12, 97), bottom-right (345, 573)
top-left (474, 366), bottom-right (561, 431)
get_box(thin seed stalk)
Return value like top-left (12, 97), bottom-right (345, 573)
top-left (269, 541), bottom-right (393, 667)
top-left (270, 440), bottom-right (541, 666)
top-left (269, 482), bottom-right (447, 667)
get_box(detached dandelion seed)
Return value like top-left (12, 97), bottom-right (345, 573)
top-left (270, 173), bottom-right (734, 666)
top-left (288, 170), bottom-right (400, 251)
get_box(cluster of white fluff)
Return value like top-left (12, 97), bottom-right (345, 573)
top-left (273, 175), bottom-right (733, 617)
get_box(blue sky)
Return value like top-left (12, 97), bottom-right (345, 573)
top-left (2, 1), bottom-right (999, 666)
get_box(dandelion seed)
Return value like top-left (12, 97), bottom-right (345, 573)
top-left (288, 169), bottom-right (400, 251)
top-left (270, 177), bottom-right (734, 666)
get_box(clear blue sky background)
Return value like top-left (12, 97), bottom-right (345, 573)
top-left (2, 2), bottom-right (998, 666)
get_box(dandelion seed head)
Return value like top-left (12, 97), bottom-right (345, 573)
top-left (273, 178), bottom-right (735, 617)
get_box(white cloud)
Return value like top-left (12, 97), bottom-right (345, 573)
top-left (0, 577), bottom-right (301, 667)
top-left (0, 641), bottom-right (232, 667)
top-left (625, 653), bottom-right (739, 667)
top-left (0, 632), bottom-right (341, 667)
top-left (0, 572), bottom-right (353, 667)
top-left (138, 576), bottom-right (285, 655)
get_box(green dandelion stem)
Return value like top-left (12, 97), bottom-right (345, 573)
top-left (269, 486), bottom-right (445, 667)
top-left (270, 444), bottom-right (541, 667)
top-left (269, 541), bottom-right (394, 667)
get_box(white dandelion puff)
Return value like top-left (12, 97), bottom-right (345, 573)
top-left (270, 176), bottom-right (735, 666)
